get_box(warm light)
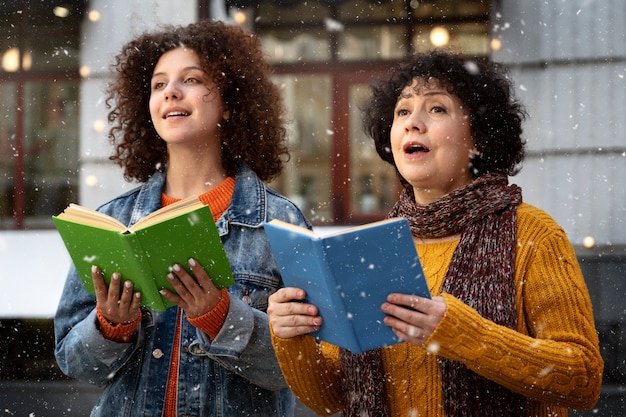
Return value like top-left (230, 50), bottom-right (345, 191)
top-left (583, 236), bottom-right (595, 249)
top-left (85, 174), bottom-right (99, 188)
top-left (2, 47), bottom-right (32, 72)
top-left (490, 38), bottom-right (502, 51)
top-left (233, 10), bottom-right (247, 25)
top-left (22, 52), bottom-right (32, 70)
top-left (430, 26), bottom-right (450, 47)
top-left (88, 9), bottom-right (101, 22)
top-left (2, 48), bottom-right (20, 72)
top-left (53, 6), bottom-right (70, 18)
top-left (79, 65), bottom-right (91, 78)
top-left (92, 120), bottom-right (105, 133)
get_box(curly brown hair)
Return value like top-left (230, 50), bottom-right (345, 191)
top-left (105, 20), bottom-right (288, 183)
top-left (363, 50), bottom-right (527, 182)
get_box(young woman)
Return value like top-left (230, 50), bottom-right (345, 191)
top-left (267, 51), bottom-right (603, 417)
top-left (54, 20), bottom-right (309, 417)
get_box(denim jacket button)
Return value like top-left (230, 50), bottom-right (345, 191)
top-left (152, 348), bottom-right (164, 359)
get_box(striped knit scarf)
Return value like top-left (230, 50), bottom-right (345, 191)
top-left (340, 173), bottom-right (526, 417)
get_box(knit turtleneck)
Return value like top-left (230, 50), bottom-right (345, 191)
top-left (161, 176), bottom-right (236, 221)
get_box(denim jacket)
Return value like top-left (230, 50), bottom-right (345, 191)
top-left (54, 165), bottom-right (310, 417)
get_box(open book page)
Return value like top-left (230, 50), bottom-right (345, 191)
top-left (265, 217), bottom-right (402, 239)
top-left (132, 196), bottom-right (205, 230)
top-left (54, 196), bottom-right (206, 233)
top-left (56, 204), bottom-right (128, 232)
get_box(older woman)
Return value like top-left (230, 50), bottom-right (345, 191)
top-left (267, 50), bottom-right (603, 417)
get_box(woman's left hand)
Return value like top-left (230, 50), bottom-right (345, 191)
top-left (160, 258), bottom-right (222, 318)
top-left (382, 294), bottom-right (447, 345)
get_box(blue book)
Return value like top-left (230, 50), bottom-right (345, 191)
top-left (264, 217), bottom-right (430, 354)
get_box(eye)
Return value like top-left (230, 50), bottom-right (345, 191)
top-left (151, 81), bottom-right (166, 91)
top-left (430, 105), bottom-right (447, 114)
top-left (185, 77), bottom-right (200, 84)
top-left (395, 108), bottom-right (410, 117)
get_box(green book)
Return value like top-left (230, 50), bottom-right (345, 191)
top-left (53, 196), bottom-right (234, 311)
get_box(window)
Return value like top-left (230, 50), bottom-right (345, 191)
top-left (0, 2), bottom-right (82, 229)
top-left (239, 0), bottom-right (490, 224)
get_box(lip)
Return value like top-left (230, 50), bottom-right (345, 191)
top-left (162, 107), bottom-right (190, 119)
top-left (402, 141), bottom-right (430, 157)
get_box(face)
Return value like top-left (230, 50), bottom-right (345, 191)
top-left (149, 47), bottom-right (229, 149)
top-left (390, 78), bottom-right (476, 204)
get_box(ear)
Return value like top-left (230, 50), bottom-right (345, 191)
top-left (222, 108), bottom-right (231, 121)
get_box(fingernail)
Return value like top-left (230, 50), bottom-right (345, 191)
top-left (172, 264), bottom-right (181, 272)
top-left (188, 258), bottom-right (197, 267)
top-left (167, 273), bottom-right (175, 280)
top-left (125, 281), bottom-right (132, 288)
top-left (159, 290), bottom-right (166, 295)
top-left (91, 265), bottom-right (98, 273)
top-left (135, 292), bottom-right (142, 298)
top-left (112, 273), bottom-right (120, 280)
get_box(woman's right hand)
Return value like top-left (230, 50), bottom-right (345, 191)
top-left (267, 287), bottom-right (322, 339)
top-left (92, 265), bottom-right (142, 325)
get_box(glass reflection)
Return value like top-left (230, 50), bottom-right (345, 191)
top-left (270, 74), bottom-right (333, 222)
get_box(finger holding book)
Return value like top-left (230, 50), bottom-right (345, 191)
top-left (160, 258), bottom-right (222, 319)
top-left (267, 287), bottom-right (322, 339)
top-left (381, 293), bottom-right (446, 346)
top-left (91, 265), bottom-right (141, 326)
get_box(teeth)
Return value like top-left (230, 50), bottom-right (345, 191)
top-left (166, 111), bottom-right (189, 118)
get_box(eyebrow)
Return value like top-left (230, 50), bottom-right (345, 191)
top-left (397, 89), bottom-right (450, 102)
top-left (151, 66), bottom-right (206, 79)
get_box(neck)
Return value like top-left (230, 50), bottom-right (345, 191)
top-left (164, 149), bottom-right (227, 199)
top-left (412, 187), bottom-right (443, 205)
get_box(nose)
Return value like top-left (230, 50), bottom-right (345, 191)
top-left (163, 81), bottom-right (181, 101)
top-left (404, 110), bottom-right (426, 132)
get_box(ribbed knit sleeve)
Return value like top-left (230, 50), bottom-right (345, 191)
top-left (270, 328), bottom-right (343, 416)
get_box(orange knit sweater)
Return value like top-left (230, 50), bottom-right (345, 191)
top-left (270, 203), bottom-right (603, 416)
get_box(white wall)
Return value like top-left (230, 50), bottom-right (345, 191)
top-left (0, 231), bottom-right (70, 318)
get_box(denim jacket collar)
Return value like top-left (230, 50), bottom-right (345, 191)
top-left (129, 164), bottom-right (267, 234)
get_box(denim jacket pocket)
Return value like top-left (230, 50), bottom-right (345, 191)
top-left (228, 273), bottom-right (281, 312)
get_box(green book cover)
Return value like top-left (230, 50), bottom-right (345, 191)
top-left (53, 196), bottom-right (234, 311)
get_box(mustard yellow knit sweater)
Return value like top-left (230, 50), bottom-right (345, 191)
top-left (271, 203), bottom-right (603, 416)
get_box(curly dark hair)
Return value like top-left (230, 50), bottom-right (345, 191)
top-left (105, 20), bottom-right (288, 183)
top-left (363, 50), bottom-right (527, 181)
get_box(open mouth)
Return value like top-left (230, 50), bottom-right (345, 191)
top-left (164, 111), bottom-right (190, 119)
top-left (404, 143), bottom-right (430, 154)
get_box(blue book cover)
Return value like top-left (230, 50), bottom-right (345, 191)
top-left (264, 217), bottom-right (430, 353)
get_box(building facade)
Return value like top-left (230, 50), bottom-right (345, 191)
top-left (0, 0), bottom-right (623, 414)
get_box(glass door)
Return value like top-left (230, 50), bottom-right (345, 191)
top-left (329, 71), bottom-right (399, 224)
top-left (347, 82), bottom-right (398, 218)
top-left (271, 70), bottom-right (399, 225)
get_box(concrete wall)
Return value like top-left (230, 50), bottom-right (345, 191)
top-left (492, 0), bottom-right (626, 247)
